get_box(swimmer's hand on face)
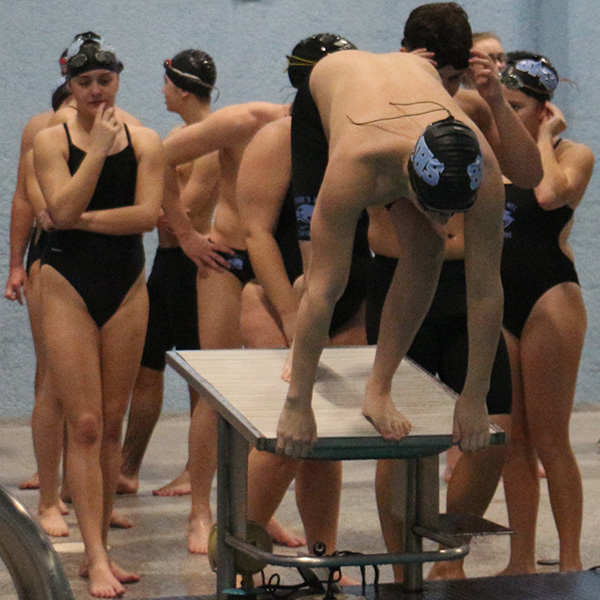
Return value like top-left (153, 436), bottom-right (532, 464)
top-left (89, 104), bottom-right (122, 156)
top-left (177, 230), bottom-right (234, 277)
top-left (276, 396), bottom-right (318, 458)
top-left (452, 393), bottom-right (491, 452)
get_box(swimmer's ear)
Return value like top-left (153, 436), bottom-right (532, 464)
top-left (400, 47), bottom-right (408, 53)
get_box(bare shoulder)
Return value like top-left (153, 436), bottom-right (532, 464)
top-left (34, 122), bottom-right (68, 149)
top-left (21, 110), bottom-right (55, 152)
top-left (116, 108), bottom-right (143, 126)
top-left (556, 138), bottom-right (594, 165)
top-left (127, 125), bottom-right (163, 156)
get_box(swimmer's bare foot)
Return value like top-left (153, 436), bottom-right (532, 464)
top-left (363, 383), bottom-right (412, 440)
top-left (110, 509), bottom-right (134, 529)
top-left (59, 499), bottom-right (70, 515)
top-left (188, 510), bottom-right (212, 554)
top-left (80, 561), bottom-right (126, 598)
top-left (19, 472), bottom-right (40, 490)
top-left (152, 470), bottom-right (191, 497)
top-left (427, 560), bottom-right (466, 580)
top-left (109, 560), bottom-right (140, 584)
top-left (80, 559), bottom-right (140, 584)
top-left (116, 473), bottom-right (139, 495)
top-left (38, 504), bottom-right (69, 537)
top-left (267, 518), bottom-right (306, 548)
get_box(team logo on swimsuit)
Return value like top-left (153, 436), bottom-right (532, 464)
top-left (228, 255), bottom-right (244, 271)
top-left (516, 59), bottom-right (558, 93)
top-left (467, 154), bottom-right (484, 191)
top-left (294, 195), bottom-right (316, 241)
top-left (503, 204), bottom-right (515, 237)
top-left (411, 136), bottom-right (445, 186)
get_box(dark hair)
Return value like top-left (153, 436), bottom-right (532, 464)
top-left (502, 51), bottom-right (558, 103)
top-left (287, 33), bottom-right (357, 89)
top-left (51, 77), bottom-right (70, 111)
top-left (402, 2), bottom-right (472, 70)
top-left (166, 49), bottom-right (217, 100)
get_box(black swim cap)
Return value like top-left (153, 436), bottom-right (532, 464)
top-left (66, 37), bottom-right (123, 79)
top-left (408, 117), bottom-right (483, 213)
top-left (501, 52), bottom-right (558, 103)
top-left (287, 33), bottom-right (357, 89)
top-left (164, 49), bottom-right (217, 100)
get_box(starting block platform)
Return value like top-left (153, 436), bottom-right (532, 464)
top-left (167, 347), bottom-right (506, 599)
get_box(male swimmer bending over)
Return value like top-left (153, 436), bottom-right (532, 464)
top-left (277, 50), bottom-right (504, 457)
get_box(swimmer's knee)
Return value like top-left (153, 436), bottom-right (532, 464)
top-left (69, 413), bottom-right (102, 447)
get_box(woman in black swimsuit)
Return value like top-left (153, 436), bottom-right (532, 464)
top-left (499, 52), bottom-right (594, 575)
top-left (34, 37), bottom-right (163, 598)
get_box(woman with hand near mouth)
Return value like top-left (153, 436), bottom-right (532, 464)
top-left (34, 35), bottom-right (163, 598)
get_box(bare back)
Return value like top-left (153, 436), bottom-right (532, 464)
top-left (311, 51), bottom-right (476, 151)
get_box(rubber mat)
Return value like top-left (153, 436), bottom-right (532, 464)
top-left (349, 569), bottom-right (600, 600)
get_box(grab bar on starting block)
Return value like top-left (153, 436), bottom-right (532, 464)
top-left (0, 484), bottom-right (74, 600)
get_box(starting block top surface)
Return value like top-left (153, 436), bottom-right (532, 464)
top-left (167, 346), bottom-right (503, 460)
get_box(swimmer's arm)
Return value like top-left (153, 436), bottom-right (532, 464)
top-left (23, 151), bottom-right (48, 219)
top-left (75, 128), bottom-right (163, 235)
top-left (277, 189), bottom-right (360, 455)
top-left (238, 120), bottom-right (298, 344)
top-left (5, 158), bottom-right (33, 304)
top-left (466, 51), bottom-right (543, 188)
top-left (460, 152), bottom-right (505, 451)
top-left (5, 113), bottom-right (52, 303)
top-left (163, 103), bottom-right (286, 167)
top-left (535, 106), bottom-right (594, 210)
top-left (34, 110), bottom-right (120, 228)
top-left (162, 161), bottom-right (231, 273)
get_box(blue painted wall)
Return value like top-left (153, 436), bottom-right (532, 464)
top-left (1, 1), bottom-right (598, 417)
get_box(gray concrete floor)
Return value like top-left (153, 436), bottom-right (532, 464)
top-left (1, 409), bottom-right (600, 600)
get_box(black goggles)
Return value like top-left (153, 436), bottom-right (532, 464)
top-left (69, 50), bottom-right (117, 70)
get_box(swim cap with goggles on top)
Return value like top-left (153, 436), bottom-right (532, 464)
top-left (65, 33), bottom-right (123, 79)
top-left (500, 52), bottom-right (558, 103)
top-left (407, 116), bottom-right (483, 214)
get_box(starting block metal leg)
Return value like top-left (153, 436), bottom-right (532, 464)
top-left (404, 455), bottom-right (440, 592)
top-left (216, 416), bottom-right (249, 599)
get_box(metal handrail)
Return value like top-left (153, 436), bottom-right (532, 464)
top-left (0, 484), bottom-right (74, 600)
